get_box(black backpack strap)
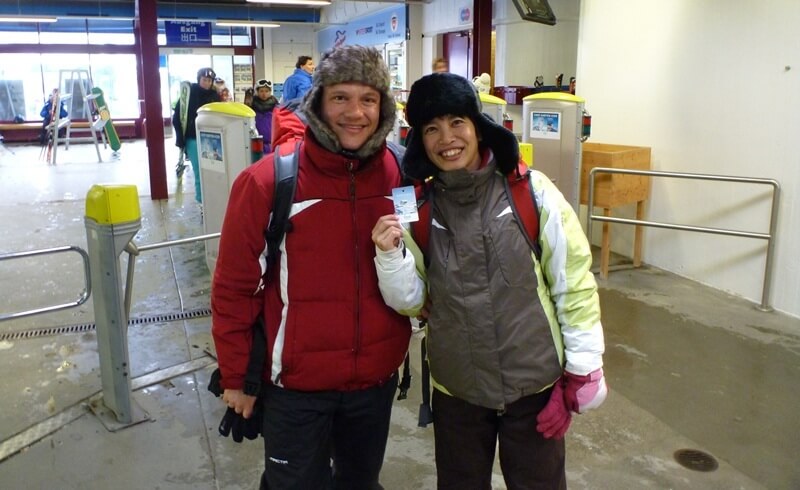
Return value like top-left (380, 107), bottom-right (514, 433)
top-left (243, 315), bottom-right (267, 396)
top-left (417, 335), bottom-right (433, 427)
top-left (265, 141), bottom-right (300, 271)
top-left (242, 142), bottom-right (299, 396)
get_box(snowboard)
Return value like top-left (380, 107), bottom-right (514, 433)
top-left (91, 87), bottom-right (121, 151)
top-left (176, 81), bottom-right (191, 177)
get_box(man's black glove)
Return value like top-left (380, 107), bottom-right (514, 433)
top-left (218, 405), bottom-right (263, 442)
top-left (208, 368), bottom-right (263, 443)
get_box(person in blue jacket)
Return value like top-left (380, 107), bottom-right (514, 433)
top-left (280, 55), bottom-right (314, 102)
top-left (39, 88), bottom-right (68, 145)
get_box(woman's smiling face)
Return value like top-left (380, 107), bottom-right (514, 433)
top-left (421, 115), bottom-right (481, 172)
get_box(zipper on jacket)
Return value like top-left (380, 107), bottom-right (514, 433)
top-left (347, 161), bottom-right (361, 358)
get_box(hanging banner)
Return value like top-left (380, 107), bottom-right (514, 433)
top-left (318, 5), bottom-right (406, 54)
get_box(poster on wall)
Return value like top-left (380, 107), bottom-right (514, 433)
top-left (530, 111), bottom-right (561, 140)
top-left (317, 5), bottom-right (406, 53)
top-left (233, 64), bottom-right (253, 103)
top-left (198, 131), bottom-right (225, 172)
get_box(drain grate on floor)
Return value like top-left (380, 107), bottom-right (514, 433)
top-left (674, 448), bottom-right (719, 472)
top-left (0, 307), bottom-right (212, 342)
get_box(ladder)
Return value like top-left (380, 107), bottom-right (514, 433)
top-left (53, 69), bottom-right (106, 164)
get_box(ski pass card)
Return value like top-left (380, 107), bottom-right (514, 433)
top-left (391, 186), bottom-right (418, 223)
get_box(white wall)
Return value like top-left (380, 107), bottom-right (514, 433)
top-left (576, 0), bottom-right (800, 317)
top-left (264, 25), bottom-right (316, 86)
top-left (321, 1), bottom-right (393, 22)
top-left (494, 0), bottom-right (580, 87)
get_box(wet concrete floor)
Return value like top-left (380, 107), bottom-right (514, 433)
top-left (1, 140), bottom-right (798, 489)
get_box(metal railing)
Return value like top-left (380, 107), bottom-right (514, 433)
top-left (586, 167), bottom-right (780, 311)
top-left (0, 245), bottom-right (92, 322)
top-left (122, 232), bottom-right (220, 317)
top-left (0, 232), bottom-right (221, 324)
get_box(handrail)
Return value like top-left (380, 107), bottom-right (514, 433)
top-left (123, 232), bottom-right (221, 319)
top-left (0, 245), bottom-right (92, 321)
top-left (586, 167), bottom-right (780, 312)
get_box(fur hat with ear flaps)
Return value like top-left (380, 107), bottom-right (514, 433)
top-left (301, 45), bottom-right (396, 160)
top-left (403, 72), bottom-right (520, 181)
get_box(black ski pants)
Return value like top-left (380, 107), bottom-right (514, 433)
top-left (432, 387), bottom-right (566, 490)
top-left (259, 374), bottom-right (397, 490)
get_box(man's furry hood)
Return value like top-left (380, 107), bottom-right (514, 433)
top-left (301, 45), bottom-right (396, 160)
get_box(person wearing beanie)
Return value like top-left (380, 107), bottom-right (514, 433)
top-left (211, 45), bottom-right (419, 489)
top-left (171, 66), bottom-right (220, 203)
top-left (372, 72), bottom-right (606, 489)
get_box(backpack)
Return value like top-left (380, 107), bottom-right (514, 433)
top-left (265, 140), bottom-right (407, 271)
top-left (410, 161), bottom-right (542, 261)
top-left (409, 161), bottom-right (543, 427)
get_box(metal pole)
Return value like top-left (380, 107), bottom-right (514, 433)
top-left (759, 183), bottom-right (781, 311)
top-left (586, 167), bottom-right (780, 311)
top-left (84, 184), bottom-right (149, 430)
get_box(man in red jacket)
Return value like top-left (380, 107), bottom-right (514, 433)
top-left (211, 45), bottom-right (412, 489)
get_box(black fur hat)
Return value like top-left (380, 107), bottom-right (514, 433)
top-left (403, 73), bottom-right (519, 181)
top-left (301, 45), bottom-right (396, 160)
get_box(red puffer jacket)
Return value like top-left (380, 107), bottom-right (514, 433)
top-left (211, 132), bottom-right (411, 392)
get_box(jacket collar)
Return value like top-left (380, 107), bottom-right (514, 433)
top-left (302, 129), bottom-right (386, 177)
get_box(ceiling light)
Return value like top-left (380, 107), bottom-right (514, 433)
top-left (245, 0), bottom-right (332, 6)
top-left (216, 20), bottom-right (280, 28)
top-left (0, 16), bottom-right (58, 23)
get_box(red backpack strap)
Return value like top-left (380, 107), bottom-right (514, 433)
top-left (409, 182), bottom-right (433, 266)
top-left (505, 162), bottom-right (542, 260)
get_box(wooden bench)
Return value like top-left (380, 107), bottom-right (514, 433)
top-left (0, 120), bottom-right (137, 143)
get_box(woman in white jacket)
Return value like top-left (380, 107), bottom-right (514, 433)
top-left (372, 73), bottom-right (607, 490)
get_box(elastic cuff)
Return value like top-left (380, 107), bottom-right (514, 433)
top-left (375, 241), bottom-right (405, 262)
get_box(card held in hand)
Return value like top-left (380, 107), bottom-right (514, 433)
top-left (392, 186), bottom-right (418, 223)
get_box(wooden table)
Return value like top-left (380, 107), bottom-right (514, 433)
top-left (580, 143), bottom-right (651, 278)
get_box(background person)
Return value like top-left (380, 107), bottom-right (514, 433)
top-left (172, 67), bottom-right (221, 204)
top-left (39, 88), bottom-right (68, 145)
top-left (372, 72), bottom-right (607, 490)
top-left (280, 55), bottom-right (314, 102)
top-left (251, 79), bottom-right (278, 153)
top-left (431, 57), bottom-right (449, 73)
top-left (211, 45), bottom-right (418, 490)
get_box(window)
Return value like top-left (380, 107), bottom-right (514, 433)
top-left (87, 19), bottom-right (135, 45)
top-left (0, 53), bottom-right (43, 120)
top-left (40, 19), bottom-right (89, 45)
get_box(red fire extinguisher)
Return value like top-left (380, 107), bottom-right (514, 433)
top-left (502, 112), bottom-right (514, 132)
top-left (581, 110), bottom-right (592, 142)
top-left (399, 124), bottom-right (410, 147)
top-left (250, 135), bottom-right (264, 163)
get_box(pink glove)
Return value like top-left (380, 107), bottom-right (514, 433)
top-left (536, 379), bottom-right (572, 439)
top-left (564, 368), bottom-right (607, 414)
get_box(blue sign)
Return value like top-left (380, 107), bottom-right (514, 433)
top-left (318, 5), bottom-right (406, 53)
top-left (165, 21), bottom-right (212, 46)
